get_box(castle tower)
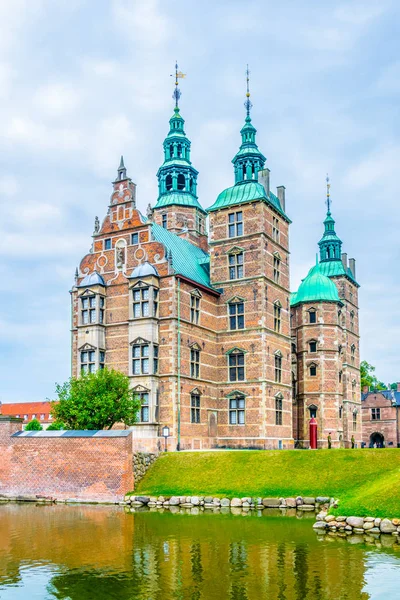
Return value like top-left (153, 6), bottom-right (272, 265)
top-left (291, 179), bottom-right (361, 448)
top-left (207, 67), bottom-right (293, 449)
top-left (152, 63), bottom-right (208, 251)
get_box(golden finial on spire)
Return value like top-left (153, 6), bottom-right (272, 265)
top-left (244, 64), bottom-right (252, 117)
top-left (326, 173), bottom-right (331, 213)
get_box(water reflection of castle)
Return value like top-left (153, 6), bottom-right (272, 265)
top-left (0, 505), bottom-right (377, 598)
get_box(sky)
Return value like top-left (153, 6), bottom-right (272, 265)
top-left (0, 0), bottom-right (399, 403)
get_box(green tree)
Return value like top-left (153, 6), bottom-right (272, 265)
top-left (360, 361), bottom-right (386, 391)
top-left (51, 368), bottom-right (141, 430)
top-left (25, 418), bottom-right (43, 431)
top-left (47, 421), bottom-right (65, 431)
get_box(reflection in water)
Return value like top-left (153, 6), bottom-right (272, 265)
top-left (0, 504), bottom-right (399, 599)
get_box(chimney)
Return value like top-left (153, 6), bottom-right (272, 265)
top-left (258, 168), bottom-right (270, 196)
top-left (341, 252), bottom-right (348, 269)
top-left (362, 385), bottom-right (369, 394)
top-left (349, 258), bottom-right (356, 278)
top-left (277, 186), bottom-right (286, 211)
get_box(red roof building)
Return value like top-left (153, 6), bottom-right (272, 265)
top-left (0, 402), bottom-right (55, 429)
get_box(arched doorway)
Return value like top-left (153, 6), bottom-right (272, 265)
top-left (370, 432), bottom-right (385, 448)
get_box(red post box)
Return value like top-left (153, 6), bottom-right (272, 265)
top-left (309, 417), bottom-right (318, 449)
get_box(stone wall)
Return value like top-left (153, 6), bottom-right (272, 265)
top-left (132, 452), bottom-right (158, 486)
top-left (0, 417), bottom-right (133, 503)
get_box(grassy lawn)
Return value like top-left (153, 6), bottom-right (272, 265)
top-left (135, 449), bottom-right (400, 518)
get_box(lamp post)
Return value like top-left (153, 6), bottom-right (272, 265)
top-left (162, 425), bottom-right (170, 452)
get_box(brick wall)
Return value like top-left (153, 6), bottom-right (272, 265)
top-left (0, 417), bottom-right (133, 503)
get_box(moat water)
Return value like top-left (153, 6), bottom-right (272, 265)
top-left (1, 504), bottom-right (400, 599)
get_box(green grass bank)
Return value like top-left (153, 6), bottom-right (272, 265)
top-left (135, 449), bottom-right (400, 518)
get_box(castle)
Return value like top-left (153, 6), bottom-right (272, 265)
top-left (71, 69), bottom-right (361, 451)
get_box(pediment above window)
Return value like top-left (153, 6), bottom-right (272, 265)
top-left (190, 387), bottom-right (202, 396)
top-left (79, 289), bottom-right (96, 298)
top-left (227, 246), bottom-right (244, 255)
top-left (226, 389), bottom-right (248, 398)
top-left (78, 343), bottom-right (97, 351)
top-left (274, 392), bottom-right (284, 399)
top-left (132, 384), bottom-right (150, 393)
top-left (274, 349), bottom-right (283, 357)
top-left (190, 342), bottom-right (202, 351)
top-left (190, 288), bottom-right (202, 298)
top-left (130, 337), bottom-right (150, 345)
top-left (273, 251), bottom-right (282, 259)
top-left (274, 299), bottom-right (282, 307)
top-left (225, 347), bottom-right (247, 355)
top-left (226, 295), bottom-right (245, 304)
top-left (306, 360), bottom-right (319, 367)
top-left (131, 280), bottom-right (150, 289)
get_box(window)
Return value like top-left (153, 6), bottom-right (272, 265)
top-left (351, 345), bottom-right (356, 365)
top-left (40, 414), bottom-right (45, 421)
top-left (196, 213), bottom-right (204, 234)
top-left (275, 395), bottom-right (283, 425)
top-left (274, 352), bottom-right (282, 383)
top-left (153, 345), bottom-right (159, 374)
top-left (353, 410), bottom-right (357, 431)
top-left (133, 287), bottom-right (149, 318)
top-left (24, 414), bottom-right (28, 420)
top-left (81, 349), bottom-right (96, 373)
top-left (191, 394), bottom-right (200, 423)
top-left (309, 310), bottom-right (316, 324)
top-left (99, 297), bottom-right (105, 324)
top-left (309, 340), bottom-right (317, 353)
top-left (139, 392), bottom-right (149, 422)
top-left (99, 350), bottom-right (105, 369)
top-left (162, 213), bottom-right (167, 228)
top-left (132, 343), bottom-right (149, 375)
top-left (32, 414), bottom-right (36, 420)
top-left (309, 363), bottom-right (317, 377)
top-left (229, 396), bottom-right (245, 424)
top-left (190, 348), bottom-right (200, 379)
top-left (15, 414), bottom-right (20, 418)
top-left (272, 217), bottom-right (280, 243)
top-left (339, 371), bottom-right (342, 383)
top-left (352, 380), bottom-right (356, 401)
top-left (229, 352), bottom-right (245, 381)
top-left (131, 233), bottom-right (139, 245)
top-left (339, 406), bottom-right (343, 419)
top-left (273, 255), bottom-right (280, 283)
top-left (274, 302), bottom-right (281, 333)
top-left (350, 311), bottom-right (354, 332)
top-left (104, 238), bottom-right (111, 250)
top-left (229, 252), bottom-right (243, 280)
top-left (153, 289), bottom-right (158, 317)
top-left (309, 405), bottom-right (317, 419)
top-left (190, 294), bottom-right (200, 324)
top-left (229, 301), bottom-right (244, 330)
top-left (228, 211), bottom-right (243, 238)
top-left (371, 408), bottom-right (380, 421)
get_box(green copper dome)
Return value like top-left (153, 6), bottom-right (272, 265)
top-left (291, 263), bottom-right (341, 307)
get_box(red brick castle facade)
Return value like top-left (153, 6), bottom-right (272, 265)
top-left (71, 78), bottom-right (361, 450)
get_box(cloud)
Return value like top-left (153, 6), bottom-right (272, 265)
top-left (112, 0), bottom-right (171, 46)
top-left (33, 83), bottom-right (82, 118)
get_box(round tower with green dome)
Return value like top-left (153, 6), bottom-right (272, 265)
top-left (291, 178), bottom-right (361, 450)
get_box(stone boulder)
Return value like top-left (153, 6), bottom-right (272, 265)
top-left (316, 497), bottom-right (330, 504)
top-left (380, 519), bottom-right (397, 534)
top-left (169, 496), bottom-right (180, 506)
top-left (191, 496), bottom-right (200, 506)
top-left (303, 497), bottom-right (316, 505)
top-left (220, 498), bottom-right (230, 507)
top-left (285, 498), bottom-right (297, 508)
top-left (231, 498), bottom-right (242, 507)
top-left (346, 517), bottom-right (364, 529)
top-left (325, 515), bottom-right (336, 523)
top-left (262, 498), bottom-right (280, 507)
top-left (313, 521), bottom-right (328, 529)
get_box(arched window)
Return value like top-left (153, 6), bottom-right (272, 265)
top-left (308, 404), bottom-right (317, 419)
top-left (166, 175), bottom-right (172, 191)
top-left (242, 165), bottom-right (246, 180)
top-left (177, 173), bottom-right (185, 190)
top-left (169, 144), bottom-right (173, 158)
top-left (189, 178), bottom-right (193, 192)
top-left (177, 144), bottom-right (182, 158)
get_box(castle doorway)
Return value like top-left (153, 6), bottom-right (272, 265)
top-left (370, 432), bottom-right (385, 448)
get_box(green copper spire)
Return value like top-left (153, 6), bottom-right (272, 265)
top-left (318, 176), bottom-right (343, 261)
top-left (232, 65), bottom-right (266, 183)
top-left (154, 63), bottom-right (205, 213)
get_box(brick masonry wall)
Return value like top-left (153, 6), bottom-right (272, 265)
top-left (0, 418), bottom-right (134, 503)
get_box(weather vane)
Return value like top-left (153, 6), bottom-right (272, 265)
top-left (244, 64), bottom-right (253, 116)
top-left (171, 61), bottom-right (186, 108)
top-left (326, 174), bottom-right (331, 213)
